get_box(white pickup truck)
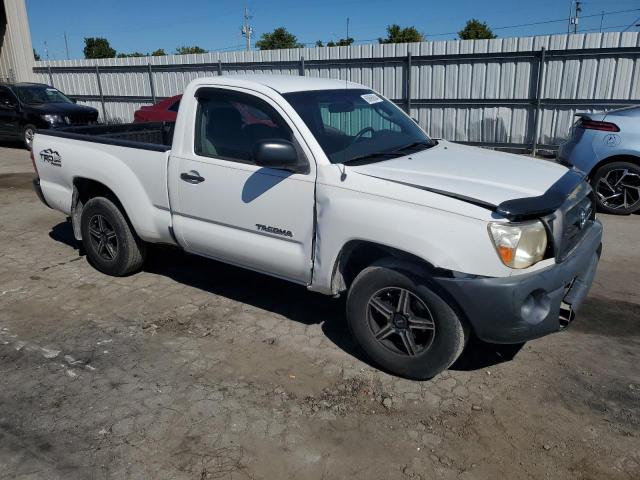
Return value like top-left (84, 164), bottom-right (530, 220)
top-left (32, 75), bottom-right (602, 379)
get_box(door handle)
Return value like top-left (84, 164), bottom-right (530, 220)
top-left (180, 170), bottom-right (205, 184)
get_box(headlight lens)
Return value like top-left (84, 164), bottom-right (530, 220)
top-left (488, 220), bottom-right (548, 269)
top-left (41, 114), bottom-right (65, 124)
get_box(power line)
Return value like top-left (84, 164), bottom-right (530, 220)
top-left (622, 14), bottom-right (640, 32)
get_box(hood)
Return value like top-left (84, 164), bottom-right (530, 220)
top-left (349, 141), bottom-right (569, 209)
top-left (23, 102), bottom-right (98, 116)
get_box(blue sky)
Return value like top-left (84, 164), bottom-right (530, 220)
top-left (27, 0), bottom-right (640, 60)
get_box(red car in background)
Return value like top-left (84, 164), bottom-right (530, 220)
top-left (133, 94), bottom-right (276, 127)
top-left (133, 95), bottom-right (181, 122)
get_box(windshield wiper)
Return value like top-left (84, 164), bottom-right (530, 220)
top-left (390, 140), bottom-right (433, 154)
top-left (341, 151), bottom-right (402, 165)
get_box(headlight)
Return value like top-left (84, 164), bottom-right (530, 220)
top-left (488, 220), bottom-right (548, 269)
top-left (41, 114), bottom-right (65, 124)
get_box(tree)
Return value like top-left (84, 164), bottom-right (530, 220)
top-left (83, 37), bottom-right (116, 59)
top-left (378, 24), bottom-right (424, 44)
top-left (116, 52), bottom-right (146, 58)
top-left (458, 19), bottom-right (497, 40)
top-left (255, 27), bottom-right (302, 50)
top-left (327, 37), bottom-right (354, 47)
top-left (175, 46), bottom-right (206, 55)
top-left (33, 49), bottom-right (41, 61)
top-left (151, 48), bottom-right (167, 56)
top-left (315, 40), bottom-right (324, 47)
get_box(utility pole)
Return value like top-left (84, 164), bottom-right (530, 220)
top-left (44, 41), bottom-right (50, 60)
top-left (599, 11), bottom-right (604, 32)
top-left (64, 31), bottom-right (70, 60)
top-left (241, 6), bottom-right (253, 51)
top-left (346, 17), bottom-right (350, 40)
top-left (569, 1), bottom-right (582, 34)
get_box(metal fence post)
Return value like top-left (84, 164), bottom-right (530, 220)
top-left (406, 51), bottom-right (412, 114)
top-left (218, 59), bottom-right (223, 75)
top-left (531, 47), bottom-right (546, 156)
top-left (47, 65), bottom-right (54, 87)
top-left (147, 64), bottom-right (156, 104)
top-left (300, 56), bottom-right (305, 76)
top-left (95, 65), bottom-right (107, 122)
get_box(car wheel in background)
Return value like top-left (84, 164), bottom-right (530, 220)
top-left (591, 161), bottom-right (640, 215)
top-left (22, 124), bottom-right (36, 150)
top-left (346, 261), bottom-right (467, 380)
top-left (80, 196), bottom-right (146, 276)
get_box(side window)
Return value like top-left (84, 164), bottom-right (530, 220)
top-left (194, 89), bottom-right (293, 163)
top-left (0, 88), bottom-right (15, 106)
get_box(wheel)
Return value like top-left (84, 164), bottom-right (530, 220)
top-left (22, 124), bottom-right (36, 150)
top-left (80, 196), bottom-right (146, 276)
top-left (346, 261), bottom-right (467, 380)
top-left (591, 161), bottom-right (640, 215)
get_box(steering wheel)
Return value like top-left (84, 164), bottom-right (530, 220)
top-left (346, 127), bottom-right (375, 149)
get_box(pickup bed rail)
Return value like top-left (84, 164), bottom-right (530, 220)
top-left (36, 121), bottom-right (174, 152)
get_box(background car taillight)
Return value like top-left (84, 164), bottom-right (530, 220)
top-left (577, 118), bottom-right (620, 132)
top-left (30, 149), bottom-right (38, 176)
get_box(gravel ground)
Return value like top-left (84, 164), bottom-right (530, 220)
top-left (0, 145), bottom-right (638, 479)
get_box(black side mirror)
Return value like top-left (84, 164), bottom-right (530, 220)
top-left (253, 139), bottom-right (306, 173)
top-left (71, 98), bottom-right (77, 104)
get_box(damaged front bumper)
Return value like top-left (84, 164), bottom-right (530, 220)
top-left (432, 220), bottom-right (603, 344)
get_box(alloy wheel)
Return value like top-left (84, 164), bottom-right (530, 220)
top-left (367, 287), bottom-right (436, 356)
top-left (88, 214), bottom-right (118, 261)
top-left (596, 168), bottom-right (640, 211)
top-left (24, 127), bottom-right (34, 149)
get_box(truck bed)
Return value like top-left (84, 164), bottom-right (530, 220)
top-left (37, 121), bottom-right (174, 152)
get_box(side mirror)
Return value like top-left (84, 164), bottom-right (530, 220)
top-left (0, 100), bottom-right (15, 109)
top-left (253, 139), bottom-right (305, 173)
top-left (71, 98), bottom-right (77, 104)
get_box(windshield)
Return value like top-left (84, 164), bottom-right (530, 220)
top-left (14, 86), bottom-right (73, 105)
top-left (283, 89), bottom-right (433, 164)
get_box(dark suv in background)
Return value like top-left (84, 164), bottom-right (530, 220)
top-left (0, 82), bottom-right (99, 149)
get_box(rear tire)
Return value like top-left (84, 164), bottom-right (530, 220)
top-left (346, 261), bottom-right (467, 380)
top-left (591, 161), bottom-right (640, 215)
top-left (80, 196), bottom-right (146, 276)
top-left (22, 124), bottom-right (36, 150)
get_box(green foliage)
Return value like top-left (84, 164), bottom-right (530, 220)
top-left (378, 24), bottom-right (424, 44)
top-left (327, 37), bottom-right (354, 47)
top-left (33, 49), bottom-right (41, 61)
top-left (255, 27), bottom-right (303, 50)
top-left (175, 46), bottom-right (207, 55)
top-left (116, 52), bottom-right (146, 58)
top-left (83, 37), bottom-right (116, 59)
top-left (315, 40), bottom-right (324, 47)
top-left (151, 49), bottom-right (167, 56)
top-left (458, 19), bottom-right (497, 40)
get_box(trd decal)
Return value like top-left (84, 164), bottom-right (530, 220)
top-left (40, 149), bottom-right (62, 167)
top-left (256, 224), bottom-right (293, 237)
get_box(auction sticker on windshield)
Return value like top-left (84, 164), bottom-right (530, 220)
top-left (361, 93), bottom-right (383, 104)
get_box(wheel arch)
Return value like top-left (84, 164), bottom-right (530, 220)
top-left (71, 177), bottom-right (137, 241)
top-left (331, 240), bottom-right (473, 333)
top-left (589, 154), bottom-right (640, 178)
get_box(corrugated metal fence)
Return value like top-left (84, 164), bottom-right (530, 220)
top-left (33, 32), bottom-right (640, 153)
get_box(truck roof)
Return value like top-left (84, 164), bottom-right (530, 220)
top-left (194, 74), bottom-right (365, 94)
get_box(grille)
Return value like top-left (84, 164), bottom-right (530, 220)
top-left (557, 191), bottom-right (596, 261)
top-left (66, 114), bottom-right (98, 126)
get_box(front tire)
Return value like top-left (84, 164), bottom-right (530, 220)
top-left (346, 262), bottom-right (466, 380)
top-left (22, 124), bottom-right (36, 150)
top-left (591, 161), bottom-right (640, 215)
top-left (80, 196), bottom-right (146, 276)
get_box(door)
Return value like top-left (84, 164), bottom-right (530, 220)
top-left (169, 87), bottom-right (317, 284)
top-left (0, 87), bottom-right (20, 137)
